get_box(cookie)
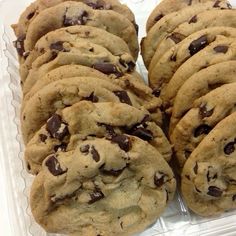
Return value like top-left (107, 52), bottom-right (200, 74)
top-left (163, 36), bottom-right (236, 111)
top-left (146, 0), bottom-right (219, 32)
top-left (25, 101), bottom-right (172, 175)
top-left (141, 1), bottom-right (230, 68)
top-left (20, 1), bottom-right (138, 60)
top-left (20, 25), bottom-right (133, 82)
top-left (21, 76), bottom-right (162, 143)
top-left (30, 136), bottom-right (176, 235)
top-left (149, 27), bottom-right (236, 76)
top-left (12, 0), bottom-right (136, 39)
top-left (181, 111), bottom-right (236, 216)
top-left (171, 82), bottom-right (236, 169)
top-left (22, 41), bottom-right (135, 95)
top-left (170, 61), bottom-right (236, 133)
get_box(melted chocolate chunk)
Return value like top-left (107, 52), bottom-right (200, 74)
top-left (224, 142), bottom-right (235, 155)
top-left (39, 134), bottom-right (47, 143)
top-left (130, 127), bottom-right (153, 141)
top-left (27, 11), bottom-right (35, 20)
top-left (63, 11), bottom-right (88, 26)
top-left (100, 164), bottom-right (126, 176)
top-left (194, 124), bottom-right (212, 137)
top-left (199, 104), bottom-right (214, 118)
top-left (154, 172), bottom-right (166, 187)
top-left (189, 15), bottom-right (197, 24)
top-left (54, 142), bottom-right (67, 152)
top-left (84, 92), bottom-right (99, 103)
top-left (93, 63), bottom-right (123, 77)
top-left (13, 35), bottom-right (26, 57)
top-left (50, 41), bottom-right (68, 52)
top-left (111, 134), bottom-right (131, 152)
top-left (207, 186), bottom-right (223, 197)
top-left (85, 0), bottom-right (111, 9)
top-left (98, 123), bottom-right (116, 138)
top-left (114, 91), bottom-right (132, 105)
top-left (152, 88), bottom-right (161, 97)
top-left (193, 163), bottom-right (198, 174)
top-left (214, 45), bottom-right (228, 54)
top-left (91, 146), bottom-right (100, 162)
top-left (119, 58), bottom-right (135, 72)
top-left (80, 144), bottom-right (90, 154)
top-left (168, 32), bottom-right (185, 44)
top-left (189, 35), bottom-right (208, 56)
top-left (46, 114), bottom-right (69, 140)
top-left (89, 189), bottom-right (104, 204)
top-left (45, 155), bottom-right (67, 176)
top-left (154, 14), bottom-right (164, 22)
top-left (233, 195), bottom-right (236, 201)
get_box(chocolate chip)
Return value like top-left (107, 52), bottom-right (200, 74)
top-left (194, 124), bottom-right (212, 137)
top-left (63, 11), bottom-right (88, 26)
top-left (99, 164), bottom-right (126, 176)
top-left (193, 163), bottom-right (198, 174)
top-left (39, 134), bottom-right (47, 143)
top-left (233, 195), bottom-right (236, 201)
top-left (89, 189), bottom-right (104, 204)
top-left (170, 54), bottom-right (177, 61)
top-left (130, 127), bottom-right (153, 141)
top-left (27, 11), bottom-right (35, 20)
top-left (224, 142), bottom-right (235, 155)
top-left (111, 134), bottom-right (132, 152)
top-left (154, 14), bottom-right (164, 22)
top-left (189, 35), bottom-right (208, 56)
top-left (189, 15), bottom-right (197, 24)
top-left (27, 162), bottom-right (31, 171)
top-left (213, 0), bottom-right (221, 7)
top-left (91, 146), bottom-right (100, 162)
top-left (45, 155), bottom-right (67, 176)
top-left (13, 35), bottom-right (26, 57)
top-left (154, 172), bottom-right (167, 187)
top-left (83, 92), bottom-right (99, 103)
top-left (214, 45), bottom-right (228, 54)
top-left (50, 41), bottom-right (68, 52)
top-left (98, 123), bottom-right (116, 138)
top-left (93, 63), bottom-right (123, 77)
top-left (207, 186), bottom-right (223, 197)
top-left (141, 115), bottom-right (151, 124)
top-left (85, 0), bottom-right (111, 10)
top-left (168, 32), bottom-right (185, 44)
top-left (152, 88), bottom-right (161, 97)
top-left (54, 142), bottom-right (67, 152)
top-left (45, 51), bottom-right (58, 63)
top-left (80, 144), bottom-right (90, 154)
top-left (199, 104), bottom-right (214, 119)
top-left (46, 114), bottom-right (69, 140)
top-left (114, 91), bottom-right (132, 105)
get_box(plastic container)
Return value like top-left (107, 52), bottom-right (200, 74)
top-left (0, 0), bottom-right (236, 235)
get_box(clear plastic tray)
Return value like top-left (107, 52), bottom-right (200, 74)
top-left (1, 0), bottom-right (236, 235)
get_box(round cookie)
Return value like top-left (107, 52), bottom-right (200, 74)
top-left (182, 112), bottom-right (236, 216)
top-left (171, 83), bottom-right (236, 169)
top-left (22, 1), bottom-right (138, 60)
top-left (149, 27), bottom-right (236, 91)
top-left (141, 1), bottom-right (230, 68)
top-left (152, 8), bottom-right (236, 69)
top-left (25, 101), bottom-right (172, 175)
top-left (163, 36), bottom-right (236, 111)
top-left (21, 77), bottom-right (162, 144)
top-left (145, 0), bottom-right (228, 32)
top-left (170, 61), bottom-right (236, 133)
top-left (20, 25), bottom-right (133, 82)
top-left (30, 136), bottom-right (176, 235)
top-left (12, 0), bottom-right (136, 38)
top-left (22, 41), bottom-right (135, 95)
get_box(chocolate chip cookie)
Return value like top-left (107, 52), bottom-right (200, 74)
top-left (22, 1), bottom-right (139, 60)
top-left (30, 136), bottom-right (176, 235)
top-left (149, 27), bottom-right (236, 93)
top-left (163, 36), bottom-right (236, 112)
top-left (25, 101), bottom-right (172, 175)
top-left (171, 82), bottom-right (236, 169)
top-left (22, 41), bottom-right (135, 95)
top-left (182, 111), bottom-right (236, 216)
top-left (20, 25), bottom-right (133, 82)
top-left (141, 1), bottom-right (230, 68)
top-left (170, 61), bottom-right (236, 134)
top-left (21, 76), bottom-right (162, 143)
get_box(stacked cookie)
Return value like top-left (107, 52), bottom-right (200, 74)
top-left (13, 0), bottom-right (176, 235)
top-left (142, 0), bottom-right (236, 217)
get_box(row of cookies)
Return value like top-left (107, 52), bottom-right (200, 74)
top-left (142, 0), bottom-right (236, 216)
top-left (13, 0), bottom-right (176, 235)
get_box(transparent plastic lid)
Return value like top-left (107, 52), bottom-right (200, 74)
top-left (0, 0), bottom-right (236, 235)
